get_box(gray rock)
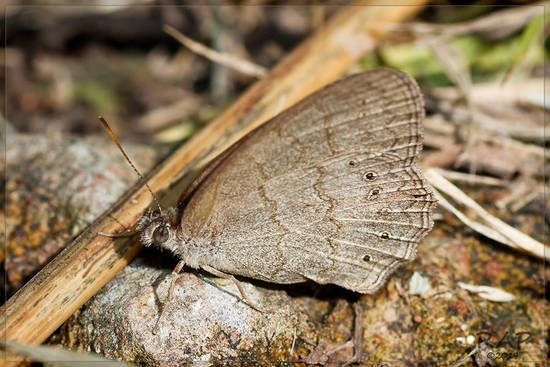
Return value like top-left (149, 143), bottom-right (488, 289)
top-left (61, 258), bottom-right (317, 366)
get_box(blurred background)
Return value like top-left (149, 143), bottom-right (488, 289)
top-left (2, 1), bottom-right (545, 142)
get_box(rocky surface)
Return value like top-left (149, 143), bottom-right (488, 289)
top-left (5, 133), bottom-right (546, 366)
top-left (2, 133), bottom-right (158, 299)
top-left (59, 222), bottom-right (547, 366)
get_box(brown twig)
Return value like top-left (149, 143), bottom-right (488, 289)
top-left (436, 168), bottom-right (508, 187)
top-left (425, 168), bottom-right (549, 260)
top-left (164, 25), bottom-right (267, 78)
top-left (373, 2), bottom-right (545, 40)
top-left (496, 179), bottom-right (540, 210)
top-left (424, 112), bottom-right (548, 161)
top-left (423, 37), bottom-right (477, 173)
top-left (136, 93), bottom-right (205, 134)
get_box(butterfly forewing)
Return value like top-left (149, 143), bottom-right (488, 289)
top-left (180, 68), bottom-right (435, 293)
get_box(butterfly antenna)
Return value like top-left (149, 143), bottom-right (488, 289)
top-left (98, 116), bottom-right (163, 214)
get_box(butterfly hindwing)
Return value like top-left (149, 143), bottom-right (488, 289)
top-left (180, 68), bottom-right (435, 293)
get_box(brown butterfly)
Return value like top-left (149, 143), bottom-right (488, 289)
top-left (103, 68), bottom-right (435, 321)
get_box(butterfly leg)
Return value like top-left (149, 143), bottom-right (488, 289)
top-left (199, 264), bottom-right (267, 313)
top-left (152, 259), bottom-right (186, 333)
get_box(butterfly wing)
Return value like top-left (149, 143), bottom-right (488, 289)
top-left (180, 68), bottom-right (435, 293)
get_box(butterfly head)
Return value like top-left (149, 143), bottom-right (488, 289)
top-left (137, 207), bottom-right (181, 253)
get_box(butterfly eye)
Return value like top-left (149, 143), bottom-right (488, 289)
top-left (364, 172), bottom-right (377, 180)
top-left (153, 226), bottom-right (170, 244)
top-left (151, 209), bottom-right (162, 218)
top-left (362, 254), bottom-right (372, 262)
top-left (379, 231), bottom-right (390, 240)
